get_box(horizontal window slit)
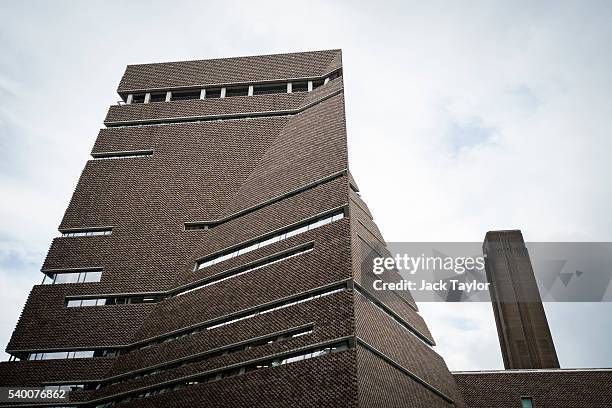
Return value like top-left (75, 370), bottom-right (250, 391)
top-left (131, 94), bottom-right (145, 104)
top-left (94, 340), bottom-right (350, 408)
top-left (171, 90), bottom-right (200, 101)
top-left (61, 244), bottom-right (314, 307)
top-left (185, 223), bottom-right (211, 231)
top-left (253, 83), bottom-right (287, 95)
top-left (121, 69), bottom-right (342, 105)
top-left (95, 326), bottom-right (314, 390)
top-left (225, 86), bottom-right (249, 97)
top-left (291, 81), bottom-right (308, 92)
top-left (196, 209), bottom-right (344, 270)
top-left (185, 172), bottom-right (346, 232)
top-left (132, 285), bottom-right (346, 351)
top-left (65, 294), bottom-right (165, 308)
top-left (43, 268), bottom-right (103, 285)
top-left (149, 92), bottom-right (167, 103)
top-left (175, 243), bottom-right (314, 297)
top-left (92, 150), bottom-right (153, 160)
top-left (60, 228), bottom-right (112, 238)
top-left (204, 88), bottom-right (222, 98)
top-left (24, 349), bottom-right (118, 361)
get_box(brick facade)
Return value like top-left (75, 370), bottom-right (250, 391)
top-left (1, 50), bottom-right (464, 408)
top-left (454, 370), bottom-right (612, 408)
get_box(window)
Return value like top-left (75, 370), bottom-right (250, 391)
top-left (149, 92), bottom-right (167, 103)
top-left (65, 294), bottom-right (164, 307)
top-left (312, 79), bottom-right (325, 90)
top-left (27, 350), bottom-right (98, 361)
top-left (176, 244), bottom-right (313, 297)
top-left (81, 299), bottom-right (97, 307)
top-left (84, 271), bottom-right (103, 282)
top-left (40, 352), bottom-right (68, 360)
top-left (196, 210), bottom-right (344, 270)
top-left (171, 90), bottom-right (200, 101)
top-left (521, 397), bottom-right (534, 408)
top-left (45, 384), bottom-right (86, 392)
top-left (92, 150), bottom-right (153, 160)
top-left (53, 273), bottom-right (80, 284)
top-left (133, 285), bottom-right (345, 351)
top-left (291, 81), bottom-right (308, 92)
top-left (61, 229), bottom-right (112, 237)
top-left (43, 269), bottom-right (102, 285)
top-left (205, 88), bottom-right (222, 98)
top-left (225, 86), bottom-right (249, 97)
top-left (328, 70), bottom-right (341, 81)
top-left (73, 351), bottom-right (96, 358)
top-left (93, 350), bottom-right (119, 358)
top-left (121, 71), bottom-right (343, 110)
top-left (95, 326), bottom-right (312, 390)
top-left (131, 94), bottom-right (145, 104)
top-left (94, 340), bottom-right (350, 408)
top-left (184, 224), bottom-right (209, 231)
top-left (63, 244), bottom-right (313, 310)
top-left (253, 83), bottom-right (287, 95)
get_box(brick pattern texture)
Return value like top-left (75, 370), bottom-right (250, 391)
top-left (1, 50), bottom-right (470, 408)
top-left (117, 49), bottom-right (341, 92)
top-left (454, 370), bottom-right (612, 408)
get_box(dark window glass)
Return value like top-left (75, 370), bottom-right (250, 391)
top-left (312, 79), bottom-right (325, 90)
top-left (253, 83), bottom-right (287, 95)
top-left (328, 70), bottom-right (341, 81)
top-left (171, 90), bottom-right (200, 101)
top-left (205, 88), bottom-right (221, 98)
top-left (185, 224), bottom-right (210, 230)
top-left (292, 81), bottom-right (308, 92)
top-left (132, 94), bottom-right (145, 104)
top-left (225, 86), bottom-right (249, 97)
top-left (223, 368), bottom-right (241, 378)
top-left (150, 92), bottom-right (167, 103)
top-left (521, 397), bottom-right (534, 408)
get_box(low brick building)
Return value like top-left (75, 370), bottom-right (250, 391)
top-left (454, 369), bottom-right (612, 408)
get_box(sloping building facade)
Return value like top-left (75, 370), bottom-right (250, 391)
top-left (0, 50), bottom-right (464, 408)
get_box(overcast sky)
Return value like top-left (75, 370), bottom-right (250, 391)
top-left (1, 0), bottom-right (611, 370)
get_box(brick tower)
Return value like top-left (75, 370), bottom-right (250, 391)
top-left (483, 230), bottom-right (560, 369)
top-left (1, 50), bottom-right (464, 408)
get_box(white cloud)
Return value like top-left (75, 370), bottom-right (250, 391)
top-left (418, 303), bottom-right (504, 371)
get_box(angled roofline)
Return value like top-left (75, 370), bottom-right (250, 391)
top-left (117, 49), bottom-right (342, 95)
